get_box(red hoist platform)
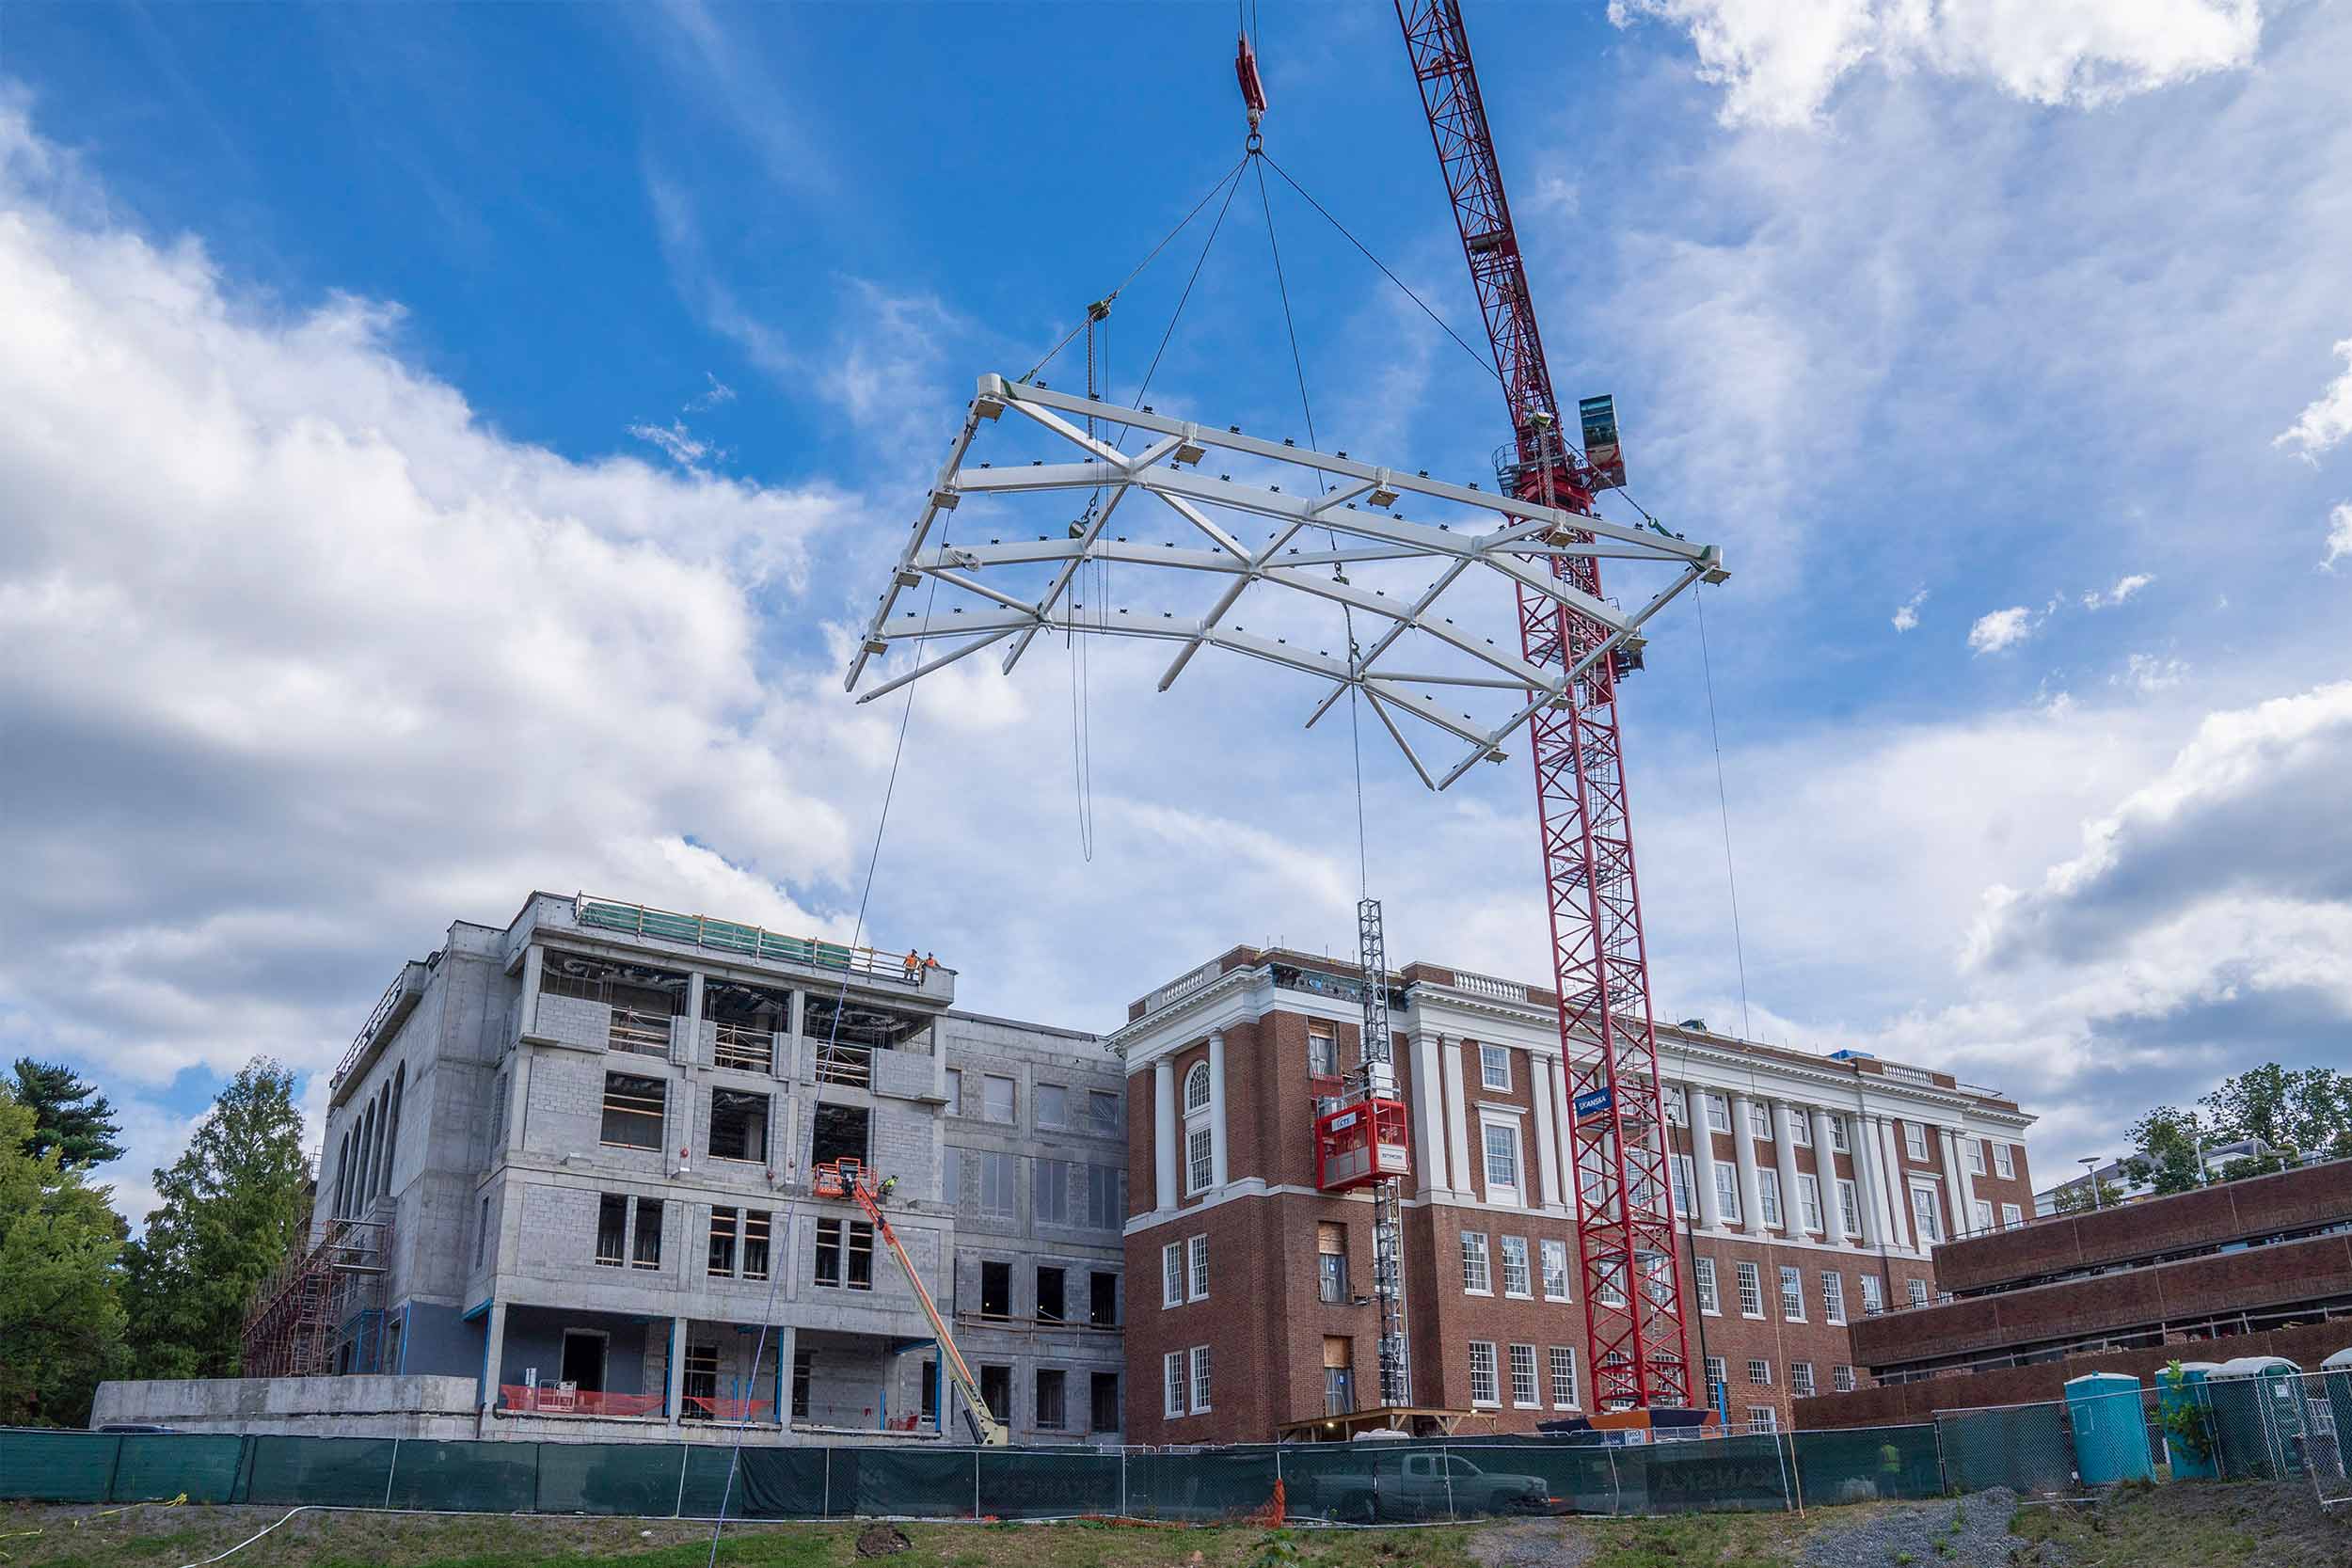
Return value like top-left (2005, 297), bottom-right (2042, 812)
top-left (1314, 1097), bottom-right (1411, 1191)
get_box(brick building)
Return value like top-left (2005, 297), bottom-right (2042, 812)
top-left (1116, 946), bottom-right (2036, 1444)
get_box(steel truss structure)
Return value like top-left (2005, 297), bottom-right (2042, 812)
top-left (845, 374), bottom-right (1722, 791)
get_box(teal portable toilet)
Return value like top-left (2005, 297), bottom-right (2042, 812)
top-left (2209, 1356), bottom-right (2305, 1479)
top-left (2158, 1361), bottom-right (2222, 1479)
top-left (2317, 1350), bottom-right (2352, 1481)
top-left (2066, 1372), bottom-right (2153, 1483)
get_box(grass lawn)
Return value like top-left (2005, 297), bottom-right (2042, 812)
top-left (2010, 1480), bottom-right (2352, 1567)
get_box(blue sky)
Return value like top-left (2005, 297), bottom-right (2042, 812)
top-left (4, 0), bottom-right (2349, 1222)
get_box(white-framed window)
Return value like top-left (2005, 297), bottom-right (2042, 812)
top-left (2002, 1202), bottom-right (2024, 1228)
top-left (1779, 1264), bottom-right (1804, 1321)
top-left (1964, 1138), bottom-right (1986, 1175)
top-left (1834, 1365), bottom-right (1856, 1393)
top-left (1694, 1256), bottom-right (1720, 1314)
top-left (1838, 1179), bottom-right (1862, 1236)
top-left (1164, 1352), bottom-right (1187, 1418)
top-left (1460, 1230), bottom-right (1491, 1293)
top-left (1509, 1343), bottom-right (1539, 1408)
top-left (1671, 1155), bottom-right (1695, 1216)
top-left (1705, 1093), bottom-right (1730, 1132)
top-left (1190, 1345), bottom-right (1213, 1413)
top-left (1540, 1238), bottom-right (1571, 1300)
top-left (1184, 1062), bottom-right (1212, 1114)
top-left (1714, 1164), bottom-right (1741, 1224)
top-left (1907, 1277), bottom-right (1930, 1308)
top-left (1757, 1168), bottom-right (1784, 1228)
top-left (1749, 1406), bottom-right (1779, 1434)
top-left (1549, 1345), bottom-right (1579, 1408)
top-left (1910, 1183), bottom-right (1942, 1243)
top-left (1704, 1356), bottom-right (1726, 1409)
top-left (1903, 1121), bottom-right (1928, 1162)
top-left (1799, 1174), bottom-right (1823, 1232)
top-left (1482, 1118), bottom-right (1522, 1200)
top-left (1638, 1248), bottom-right (1674, 1308)
top-left (1307, 1026), bottom-right (1337, 1078)
top-left (1747, 1358), bottom-right (1772, 1386)
top-left (1187, 1234), bottom-right (1208, 1301)
top-left (1830, 1117), bottom-right (1851, 1153)
top-left (1822, 1271), bottom-right (1846, 1325)
top-left (1662, 1085), bottom-right (1688, 1126)
top-left (1185, 1126), bottom-right (1214, 1196)
top-left (1597, 1258), bottom-right (1628, 1307)
top-left (1791, 1114), bottom-right (1812, 1148)
top-left (1161, 1242), bottom-right (1184, 1307)
top-left (1468, 1341), bottom-right (1501, 1406)
top-left (1500, 1235), bottom-right (1532, 1297)
top-left (1749, 1102), bottom-right (1772, 1140)
top-left (1736, 1261), bottom-right (1763, 1318)
top-left (1860, 1274), bottom-right (1883, 1314)
top-left (1479, 1043), bottom-right (1511, 1090)
top-left (1994, 1143), bottom-right (2016, 1180)
top-left (1791, 1362), bottom-right (1816, 1399)
top-left (1972, 1198), bottom-right (1994, 1234)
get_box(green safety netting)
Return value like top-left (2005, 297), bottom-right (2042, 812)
top-left (977, 1448), bottom-right (1121, 1518)
top-left (384, 1438), bottom-right (539, 1513)
top-left (1, 1432), bottom-right (121, 1502)
top-left (1123, 1447), bottom-right (1280, 1521)
top-left (110, 1433), bottom-right (247, 1504)
top-left (244, 1435), bottom-right (401, 1508)
top-left (835, 1447), bottom-right (980, 1518)
top-left (1790, 1424), bottom-right (1942, 1504)
top-left (700, 1446), bottom-right (828, 1518)
top-left (1635, 1433), bottom-right (1794, 1513)
top-left (1937, 1404), bottom-right (2075, 1497)
top-left (533, 1442), bottom-right (690, 1515)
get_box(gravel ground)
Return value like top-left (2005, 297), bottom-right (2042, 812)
top-left (1801, 1488), bottom-right (2045, 1568)
top-left (1466, 1517), bottom-right (1596, 1568)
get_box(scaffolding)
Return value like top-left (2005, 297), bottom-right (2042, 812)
top-left (239, 1216), bottom-right (390, 1379)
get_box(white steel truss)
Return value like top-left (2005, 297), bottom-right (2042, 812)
top-left (845, 374), bottom-right (1726, 787)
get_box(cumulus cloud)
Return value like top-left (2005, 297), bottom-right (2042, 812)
top-left (1966, 605), bottom-right (2035, 654)
top-left (1610, 0), bottom-right (2265, 128)
top-left (2118, 653), bottom-right (2190, 693)
top-left (2275, 339), bottom-right (2352, 462)
top-left (2326, 502), bottom-right (2352, 571)
top-left (1891, 586), bottom-right (1927, 631)
top-left (2082, 572), bottom-right (2153, 609)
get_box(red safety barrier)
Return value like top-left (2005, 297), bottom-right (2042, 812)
top-left (501, 1385), bottom-right (664, 1418)
top-left (681, 1396), bottom-right (775, 1423)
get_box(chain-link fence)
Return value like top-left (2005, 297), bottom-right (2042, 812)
top-left (1932, 1402), bottom-right (2080, 1498)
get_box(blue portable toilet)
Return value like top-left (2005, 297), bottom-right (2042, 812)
top-left (2318, 1349), bottom-right (2352, 1481)
top-left (2066, 1372), bottom-right (2153, 1483)
top-left (2209, 1356), bottom-right (2305, 1479)
top-left (2158, 1361), bottom-right (2223, 1479)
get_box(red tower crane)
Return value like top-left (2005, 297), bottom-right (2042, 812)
top-left (1394, 0), bottom-right (1692, 1411)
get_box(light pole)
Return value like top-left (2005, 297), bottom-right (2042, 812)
top-left (2078, 1156), bottom-right (2106, 1211)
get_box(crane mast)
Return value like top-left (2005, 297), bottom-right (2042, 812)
top-left (1394, 0), bottom-right (1691, 1411)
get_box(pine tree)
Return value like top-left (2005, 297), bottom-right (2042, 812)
top-left (9, 1057), bottom-right (126, 1170)
top-left (0, 1088), bottom-right (129, 1425)
top-left (120, 1059), bottom-right (310, 1379)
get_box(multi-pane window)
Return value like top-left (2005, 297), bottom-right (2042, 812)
top-left (1662, 1085), bottom-right (1688, 1125)
top-left (1190, 1345), bottom-right (1213, 1413)
top-left (1308, 1027), bottom-right (1338, 1078)
top-left (1791, 1115), bottom-right (1812, 1147)
top-left (1705, 1093), bottom-right (1730, 1132)
top-left (1911, 1185), bottom-right (1942, 1243)
top-left (984, 1074), bottom-right (1016, 1123)
top-left (1903, 1121), bottom-right (1928, 1161)
top-left (1184, 1063), bottom-right (1212, 1113)
top-left (707, 1206), bottom-right (739, 1276)
top-left (1838, 1179), bottom-right (1862, 1236)
top-left (1860, 1274), bottom-right (1884, 1314)
top-left (1907, 1277), bottom-right (1930, 1308)
top-left (1834, 1365), bottom-right (1856, 1393)
top-left (1749, 1103), bottom-right (1772, 1140)
top-left (600, 1072), bottom-right (665, 1148)
top-left (1822, 1271), bottom-right (1846, 1325)
top-left (1964, 1138), bottom-right (1986, 1174)
top-left (1747, 1358), bottom-right (1772, 1386)
top-left (1830, 1117), bottom-right (1850, 1153)
top-left (979, 1152), bottom-right (1017, 1218)
top-left (1468, 1341), bottom-right (1500, 1405)
top-left (1164, 1353), bottom-right (1187, 1418)
top-left (1757, 1168), bottom-right (1783, 1227)
top-left (1036, 1085), bottom-right (1067, 1129)
top-left (1792, 1362), bottom-right (1815, 1398)
top-left (1994, 1143), bottom-right (2016, 1180)
top-left (1973, 1199), bottom-right (1994, 1234)
top-left (1479, 1043), bottom-right (1511, 1089)
top-left (1318, 1223), bottom-right (1349, 1304)
top-left (1704, 1356), bottom-right (1727, 1410)
top-left (1089, 1089), bottom-right (1120, 1135)
top-left (1500, 1235), bottom-right (1532, 1297)
top-left (1508, 1343), bottom-right (1539, 1407)
top-left (1736, 1261), bottom-right (1763, 1318)
top-left (1540, 1239), bottom-right (1571, 1300)
top-left (1638, 1249), bottom-right (1673, 1308)
top-left (1549, 1346), bottom-right (1579, 1408)
top-left (1162, 1242), bottom-right (1184, 1307)
top-left (1799, 1175), bottom-right (1823, 1232)
top-left (1188, 1234), bottom-right (1209, 1301)
top-left (1749, 1406), bottom-right (1778, 1433)
top-left (1086, 1164), bottom-right (1123, 1228)
top-left (1324, 1338), bottom-right (1355, 1417)
top-left (2002, 1202), bottom-right (2025, 1228)
top-left (1597, 1259), bottom-right (1628, 1307)
top-left (1694, 1256), bottom-right (1719, 1314)
top-left (1672, 1155), bottom-right (1695, 1215)
top-left (812, 1218), bottom-right (873, 1291)
top-left (1780, 1265), bottom-right (1804, 1321)
top-left (1460, 1230), bottom-right (1491, 1292)
top-left (1714, 1164), bottom-right (1741, 1223)
top-left (1185, 1126), bottom-right (1214, 1195)
top-left (1483, 1122), bottom-right (1521, 1194)
top-left (1033, 1158), bottom-right (1072, 1226)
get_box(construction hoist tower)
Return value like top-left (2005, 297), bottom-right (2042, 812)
top-left (1352, 897), bottom-right (1410, 1405)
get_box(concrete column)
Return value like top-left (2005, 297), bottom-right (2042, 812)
top-left (1951, 1127), bottom-right (1982, 1235)
top-left (1549, 1058), bottom-right (1576, 1209)
top-left (1851, 1113), bottom-right (1886, 1250)
top-left (1728, 1091), bottom-right (1763, 1232)
top-left (1771, 1101), bottom-right (1806, 1236)
top-left (1206, 1032), bottom-right (1229, 1190)
top-left (683, 972), bottom-right (707, 1068)
top-left (665, 1317), bottom-right (687, 1425)
top-left (519, 943), bottom-right (544, 1037)
top-left (479, 1301), bottom-right (508, 1417)
top-left (1689, 1088), bottom-right (1723, 1230)
top-left (1411, 1033), bottom-right (1448, 1196)
top-left (1530, 1055), bottom-right (1564, 1211)
top-left (1439, 1037), bottom-right (1474, 1201)
top-left (1810, 1106), bottom-right (1847, 1243)
top-left (1939, 1127), bottom-right (1975, 1238)
top-left (1878, 1118), bottom-right (1911, 1249)
top-left (1152, 1060), bottom-right (1176, 1212)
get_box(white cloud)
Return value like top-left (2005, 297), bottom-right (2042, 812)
top-left (1610, 0), bottom-right (2265, 128)
top-left (2082, 572), bottom-right (2153, 609)
top-left (686, 372), bottom-right (736, 412)
top-left (2275, 339), bottom-right (2352, 462)
top-left (627, 419), bottom-right (714, 469)
top-left (1891, 586), bottom-right (1927, 631)
top-left (2118, 652), bottom-right (2189, 692)
top-left (1966, 605), bottom-right (2035, 654)
top-left (2326, 502), bottom-right (2352, 571)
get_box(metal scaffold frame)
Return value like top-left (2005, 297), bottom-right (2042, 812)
top-left (239, 1217), bottom-right (390, 1379)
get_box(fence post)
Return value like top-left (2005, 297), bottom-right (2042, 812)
top-left (101, 1434), bottom-right (125, 1505)
top-left (1442, 1441), bottom-right (1456, 1521)
top-left (382, 1435), bottom-right (401, 1510)
top-left (1931, 1416), bottom-right (1951, 1497)
top-left (1119, 1446), bottom-right (1127, 1519)
top-left (972, 1447), bottom-right (981, 1520)
top-left (671, 1444), bottom-right (691, 1518)
top-left (822, 1445), bottom-right (832, 1520)
top-left (1606, 1443), bottom-right (1620, 1517)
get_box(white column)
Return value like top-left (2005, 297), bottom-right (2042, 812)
top-left (1771, 1101), bottom-right (1807, 1236)
top-left (519, 943), bottom-right (545, 1037)
top-left (1810, 1105), bottom-right (1846, 1244)
top-left (1549, 1058), bottom-right (1577, 1209)
top-left (1207, 1032), bottom-right (1229, 1190)
top-left (1939, 1127), bottom-right (1975, 1238)
top-left (1729, 1091), bottom-right (1763, 1232)
top-left (1439, 1037), bottom-right (1474, 1201)
top-left (1689, 1089), bottom-right (1722, 1230)
top-left (664, 1316), bottom-right (687, 1425)
top-left (1530, 1056), bottom-right (1565, 1211)
top-left (1951, 1127), bottom-right (1982, 1235)
top-left (1878, 1118), bottom-right (1912, 1250)
top-left (1152, 1061), bottom-right (1176, 1212)
top-left (480, 1301), bottom-right (509, 1418)
top-left (1851, 1113), bottom-right (1886, 1250)
top-left (1411, 1033), bottom-right (1449, 1196)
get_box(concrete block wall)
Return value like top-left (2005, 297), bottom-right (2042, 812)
top-left (533, 992), bottom-right (611, 1053)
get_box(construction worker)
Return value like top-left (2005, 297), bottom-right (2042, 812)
top-left (903, 948), bottom-right (920, 980)
top-left (923, 951), bottom-right (940, 971)
top-left (877, 1174), bottom-right (898, 1202)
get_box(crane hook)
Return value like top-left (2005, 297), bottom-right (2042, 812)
top-left (1235, 29), bottom-right (1268, 151)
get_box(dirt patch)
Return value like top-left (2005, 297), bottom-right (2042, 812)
top-left (1466, 1517), bottom-right (1597, 1568)
top-left (858, 1519), bottom-right (914, 1556)
top-left (2013, 1479), bottom-right (2352, 1567)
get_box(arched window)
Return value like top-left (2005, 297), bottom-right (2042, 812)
top-left (335, 1132), bottom-right (352, 1218)
top-left (384, 1065), bottom-right (405, 1181)
top-left (1184, 1061), bottom-right (1212, 1114)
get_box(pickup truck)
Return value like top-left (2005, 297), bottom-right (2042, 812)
top-left (1298, 1449), bottom-right (1552, 1522)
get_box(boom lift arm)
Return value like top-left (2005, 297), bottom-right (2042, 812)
top-left (813, 1160), bottom-right (1009, 1446)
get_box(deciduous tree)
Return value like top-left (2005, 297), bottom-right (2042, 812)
top-left (0, 1087), bottom-right (128, 1426)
